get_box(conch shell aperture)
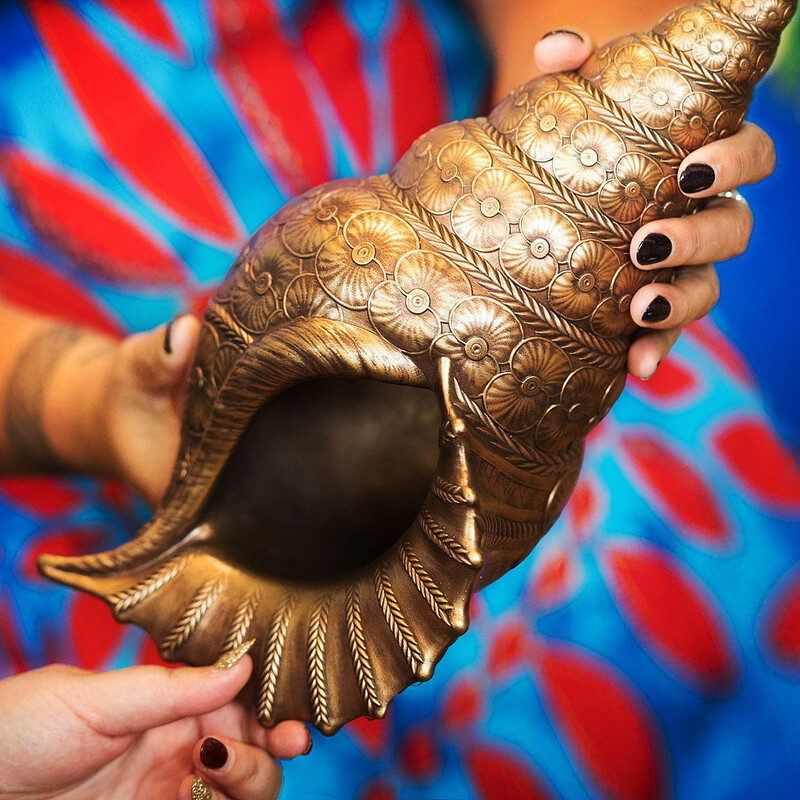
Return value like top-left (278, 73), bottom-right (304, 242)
top-left (41, 0), bottom-right (796, 734)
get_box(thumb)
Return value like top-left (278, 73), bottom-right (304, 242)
top-left (122, 313), bottom-right (200, 395)
top-left (73, 649), bottom-right (254, 737)
top-left (533, 29), bottom-right (596, 74)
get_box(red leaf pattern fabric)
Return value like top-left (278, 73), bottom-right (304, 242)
top-left (30, 0), bottom-right (242, 245)
top-left (602, 540), bottom-right (738, 692)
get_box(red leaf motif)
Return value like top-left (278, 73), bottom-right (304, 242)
top-left (29, 0), bottom-right (241, 245)
top-left (567, 475), bottom-right (606, 540)
top-left (190, 286), bottom-right (215, 320)
top-left (399, 724), bottom-right (441, 781)
top-left (620, 429), bottom-right (731, 547)
top-left (534, 641), bottom-right (666, 800)
top-left (602, 541), bottom-right (737, 692)
top-left (0, 594), bottom-right (30, 673)
top-left (529, 548), bottom-right (580, 610)
top-left (211, 0), bottom-right (329, 194)
top-left (763, 567), bottom-right (800, 668)
top-left (137, 635), bottom-right (180, 668)
top-left (23, 527), bottom-right (105, 580)
top-left (712, 416), bottom-right (800, 513)
top-left (98, 0), bottom-right (184, 57)
top-left (466, 743), bottom-right (555, 800)
top-left (70, 592), bottom-right (125, 670)
top-left (301, 1), bottom-right (371, 170)
top-left (487, 619), bottom-right (531, 678)
top-left (441, 674), bottom-right (483, 730)
top-left (685, 319), bottom-right (752, 386)
top-left (386, 2), bottom-right (446, 160)
top-left (359, 781), bottom-right (396, 800)
top-left (346, 715), bottom-right (389, 757)
top-left (629, 355), bottom-right (701, 406)
top-left (0, 476), bottom-right (81, 516)
top-left (0, 244), bottom-right (124, 337)
top-left (0, 146), bottom-right (185, 287)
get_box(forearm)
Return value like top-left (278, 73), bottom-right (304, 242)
top-left (0, 301), bottom-right (118, 476)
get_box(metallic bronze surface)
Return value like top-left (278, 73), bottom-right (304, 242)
top-left (41, 0), bottom-right (795, 734)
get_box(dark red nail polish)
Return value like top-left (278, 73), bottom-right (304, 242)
top-left (303, 736), bottom-right (313, 756)
top-left (636, 233), bottom-right (672, 265)
top-left (163, 319), bottom-right (174, 354)
top-left (679, 163), bottom-right (715, 194)
top-left (642, 295), bottom-right (671, 323)
top-left (541, 29), bottom-right (584, 41)
top-left (200, 737), bottom-right (228, 770)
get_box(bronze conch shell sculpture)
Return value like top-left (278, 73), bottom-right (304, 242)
top-left (41, 0), bottom-right (795, 734)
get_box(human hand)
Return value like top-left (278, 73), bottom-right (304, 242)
top-left (533, 31), bottom-right (774, 379)
top-left (100, 314), bottom-right (201, 505)
top-left (0, 648), bottom-right (310, 800)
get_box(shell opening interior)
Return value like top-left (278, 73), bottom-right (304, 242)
top-left (199, 377), bottom-right (441, 583)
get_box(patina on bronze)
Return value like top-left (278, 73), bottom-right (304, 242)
top-left (41, 0), bottom-right (795, 735)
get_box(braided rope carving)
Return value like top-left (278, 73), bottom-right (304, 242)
top-left (258, 593), bottom-right (296, 724)
top-left (109, 555), bottom-right (191, 617)
top-left (374, 564), bottom-right (425, 676)
top-left (161, 578), bottom-right (223, 658)
top-left (418, 510), bottom-right (473, 565)
top-left (346, 584), bottom-right (382, 717)
top-left (221, 592), bottom-right (260, 655)
top-left (562, 72), bottom-right (689, 165)
top-left (400, 541), bottom-right (454, 626)
top-left (376, 177), bottom-right (628, 369)
top-left (307, 595), bottom-right (331, 729)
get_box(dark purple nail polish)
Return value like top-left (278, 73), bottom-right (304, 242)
top-left (636, 233), bottom-right (673, 265)
top-left (679, 163), bottom-right (716, 194)
top-left (642, 295), bottom-right (672, 324)
top-left (541, 29), bottom-right (584, 41)
top-left (163, 319), bottom-right (174, 354)
top-left (200, 737), bottom-right (228, 770)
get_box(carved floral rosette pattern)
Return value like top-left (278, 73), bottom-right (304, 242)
top-left (39, 0), bottom-right (796, 738)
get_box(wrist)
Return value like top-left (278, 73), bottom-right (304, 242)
top-left (41, 330), bottom-right (121, 478)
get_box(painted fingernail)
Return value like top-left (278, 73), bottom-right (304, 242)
top-left (191, 776), bottom-right (213, 800)
top-left (642, 295), bottom-right (671, 323)
top-left (213, 638), bottom-right (255, 670)
top-left (200, 737), bottom-right (228, 770)
top-left (541, 29), bottom-right (584, 40)
top-left (163, 319), bottom-right (175, 354)
top-left (679, 163), bottom-right (715, 194)
top-left (303, 735), bottom-right (313, 756)
top-left (636, 233), bottom-right (672, 265)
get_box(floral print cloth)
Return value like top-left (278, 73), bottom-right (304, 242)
top-left (1, 2), bottom-right (799, 799)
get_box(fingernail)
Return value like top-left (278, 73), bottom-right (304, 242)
top-left (191, 776), bottom-right (213, 800)
top-left (636, 233), bottom-right (672, 265)
top-left (163, 319), bottom-right (175, 354)
top-left (642, 295), bottom-right (672, 324)
top-left (303, 735), bottom-right (313, 756)
top-left (679, 163), bottom-right (715, 194)
top-left (541, 29), bottom-right (584, 40)
top-left (200, 737), bottom-right (228, 770)
top-left (213, 638), bottom-right (255, 670)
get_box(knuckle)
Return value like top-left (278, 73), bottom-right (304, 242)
top-left (234, 752), bottom-right (264, 789)
top-left (730, 147), bottom-right (751, 187)
top-left (730, 205), bottom-right (753, 257)
top-left (757, 134), bottom-right (777, 180)
top-left (709, 271), bottom-right (721, 308)
top-left (682, 219), bottom-right (705, 262)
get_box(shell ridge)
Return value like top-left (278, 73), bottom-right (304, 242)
top-left (374, 563), bottom-right (425, 677)
top-left (346, 583), bottom-right (383, 718)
